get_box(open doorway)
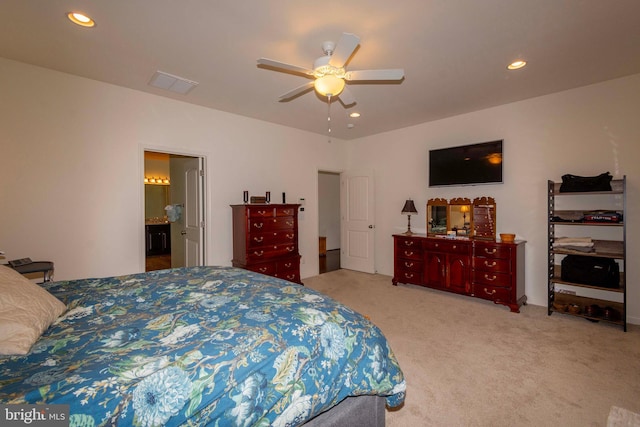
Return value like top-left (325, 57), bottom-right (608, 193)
top-left (144, 151), bottom-right (205, 271)
top-left (318, 171), bottom-right (341, 274)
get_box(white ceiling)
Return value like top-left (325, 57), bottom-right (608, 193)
top-left (2, 1), bottom-right (640, 140)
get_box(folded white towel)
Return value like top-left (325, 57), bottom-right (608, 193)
top-left (554, 237), bottom-right (593, 244)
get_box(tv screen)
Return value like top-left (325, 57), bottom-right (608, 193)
top-left (429, 140), bottom-right (503, 187)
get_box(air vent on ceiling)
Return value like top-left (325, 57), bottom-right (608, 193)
top-left (148, 71), bottom-right (199, 95)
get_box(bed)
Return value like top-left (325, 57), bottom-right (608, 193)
top-left (0, 265), bottom-right (405, 426)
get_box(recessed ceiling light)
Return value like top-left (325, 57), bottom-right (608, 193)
top-left (349, 112), bottom-right (361, 118)
top-left (67, 12), bottom-right (96, 28)
top-left (507, 60), bottom-right (527, 70)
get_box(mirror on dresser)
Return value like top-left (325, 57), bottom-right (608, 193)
top-left (448, 197), bottom-right (472, 236)
top-left (426, 198), bottom-right (448, 236)
top-left (472, 196), bottom-right (497, 240)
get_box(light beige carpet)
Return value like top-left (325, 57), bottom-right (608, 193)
top-left (304, 269), bottom-right (640, 427)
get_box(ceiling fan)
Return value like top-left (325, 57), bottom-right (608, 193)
top-left (257, 32), bottom-right (404, 107)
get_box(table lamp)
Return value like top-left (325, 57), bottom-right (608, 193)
top-left (401, 199), bottom-right (418, 235)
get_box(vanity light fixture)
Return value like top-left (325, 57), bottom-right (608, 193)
top-left (67, 12), bottom-right (96, 28)
top-left (144, 176), bottom-right (170, 185)
top-left (349, 112), bottom-right (361, 118)
top-left (507, 60), bottom-right (527, 70)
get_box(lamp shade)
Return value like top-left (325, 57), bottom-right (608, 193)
top-left (401, 199), bottom-right (418, 215)
top-left (314, 75), bottom-right (345, 97)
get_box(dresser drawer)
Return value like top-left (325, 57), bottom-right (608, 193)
top-left (472, 257), bottom-right (511, 274)
top-left (424, 239), bottom-right (470, 255)
top-left (397, 248), bottom-right (422, 261)
top-left (275, 270), bottom-right (300, 283)
top-left (473, 284), bottom-right (511, 302)
top-left (249, 217), bottom-right (296, 232)
top-left (472, 270), bottom-right (511, 288)
top-left (276, 206), bottom-right (297, 217)
top-left (247, 262), bottom-right (276, 276)
top-left (395, 270), bottom-right (422, 285)
top-left (247, 207), bottom-right (275, 218)
top-left (396, 237), bottom-right (421, 250)
top-left (247, 243), bottom-right (297, 262)
top-left (248, 231), bottom-right (296, 248)
top-left (473, 242), bottom-right (512, 259)
top-left (276, 257), bottom-right (299, 273)
top-left (398, 259), bottom-right (423, 272)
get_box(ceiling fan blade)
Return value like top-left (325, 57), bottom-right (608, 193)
top-left (345, 69), bottom-right (405, 81)
top-left (257, 58), bottom-right (314, 77)
top-left (329, 33), bottom-right (360, 68)
top-left (338, 86), bottom-right (356, 106)
top-left (278, 81), bottom-right (315, 101)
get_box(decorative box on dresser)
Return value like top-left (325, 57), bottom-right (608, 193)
top-left (231, 204), bottom-right (302, 285)
top-left (393, 234), bottom-right (526, 312)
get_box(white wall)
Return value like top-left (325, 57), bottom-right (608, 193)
top-left (346, 73), bottom-right (640, 324)
top-left (0, 58), bottom-right (347, 280)
top-left (1, 57), bottom-right (638, 324)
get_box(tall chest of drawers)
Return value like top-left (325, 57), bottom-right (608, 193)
top-left (231, 204), bottom-right (302, 285)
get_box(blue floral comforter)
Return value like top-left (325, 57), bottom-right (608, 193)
top-left (0, 266), bottom-right (405, 426)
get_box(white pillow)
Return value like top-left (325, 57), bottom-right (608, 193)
top-left (0, 265), bottom-right (67, 355)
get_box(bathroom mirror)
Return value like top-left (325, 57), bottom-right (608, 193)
top-left (145, 184), bottom-right (170, 220)
top-left (427, 198), bottom-right (448, 235)
top-left (472, 196), bottom-right (497, 240)
top-left (448, 197), bottom-right (472, 236)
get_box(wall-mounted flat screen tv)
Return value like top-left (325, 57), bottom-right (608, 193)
top-left (429, 140), bottom-right (503, 187)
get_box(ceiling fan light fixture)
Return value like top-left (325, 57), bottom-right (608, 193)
top-left (314, 75), bottom-right (345, 97)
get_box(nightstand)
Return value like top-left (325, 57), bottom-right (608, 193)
top-left (11, 261), bottom-right (54, 283)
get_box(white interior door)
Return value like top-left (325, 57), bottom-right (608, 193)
top-left (170, 156), bottom-right (204, 267)
top-left (341, 170), bottom-right (375, 273)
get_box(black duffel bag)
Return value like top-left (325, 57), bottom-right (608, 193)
top-left (559, 172), bottom-right (612, 192)
top-left (561, 255), bottom-right (620, 288)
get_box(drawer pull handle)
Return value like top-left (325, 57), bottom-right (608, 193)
top-left (452, 245), bottom-right (457, 249)
top-left (484, 248), bottom-right (497, 254)
top-left (286, 274), bottom-right (295, 280)
top-left (404, 262), bottom-right (414, 268)
top-left (254, 250), bottom-right (264, 256)
top-left (284, 263), bottom-right (292, 268)
top-left (286, 234), bottom-right (294, 239)
top-left (283, 210), bottom-right (293, 215)
top-left (483, 287), bottom-right (496, 295)
top-left (484, 261), bottom-right (497, 267)
top-left (258, 210), bottom-right (267, 215)
top-left (253, 223), bottom-right (264, 229)
top-left (404, 251), bottom-right (414, 257)
top-left (254, 236), bottom-right (264, 242)
top-left (404, 241), bottom-right (414, 246)
top-left (404, 273), bottom-right (414, 279)
top-left (286, 246), bottom-right (294, 252)
top-left (259, 267), bottom-right (268, 273)
top-left (286, 221), bottom-right (294, 226)
top-left (484, 274), bottom-right (497, 281)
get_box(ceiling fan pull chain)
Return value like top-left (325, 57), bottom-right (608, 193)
top-left (327, 94), bottom-right (332, 138)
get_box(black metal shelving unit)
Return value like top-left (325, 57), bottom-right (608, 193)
top-left (547, 176), bottom-right (627, 331)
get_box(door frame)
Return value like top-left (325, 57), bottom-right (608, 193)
top-left (140, 145), bottom-right (208, 272)
top-left (317, 169), bottom-right (342, 274)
